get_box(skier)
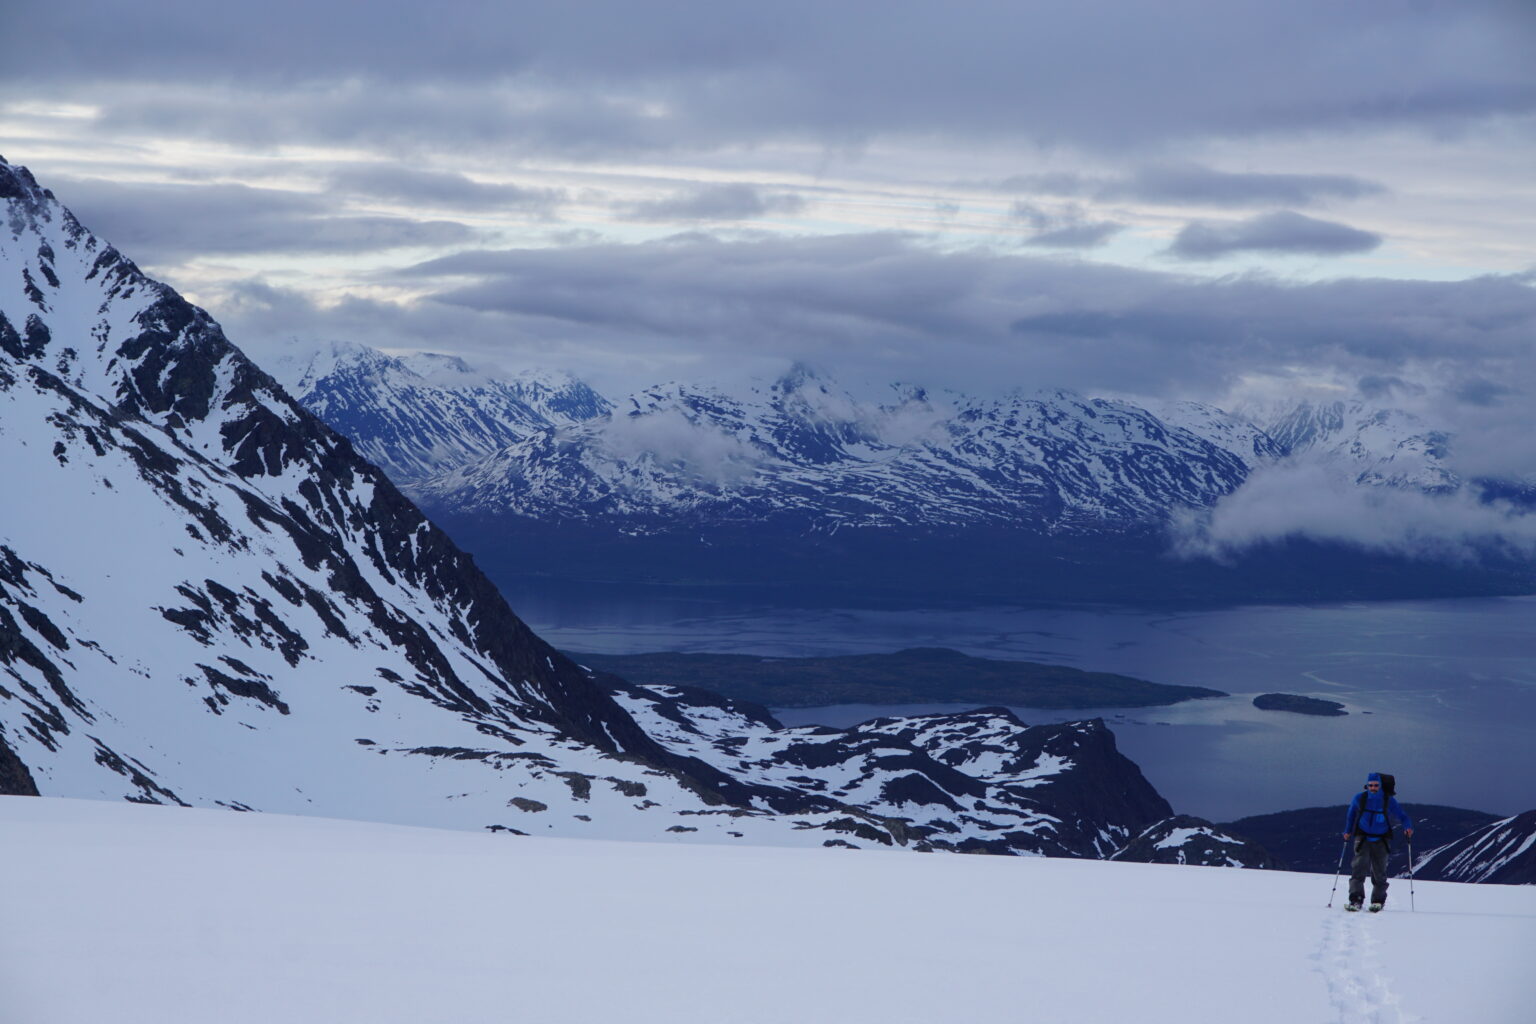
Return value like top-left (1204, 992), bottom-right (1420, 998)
top-left (1341, 772), bottom-right (1413, 912)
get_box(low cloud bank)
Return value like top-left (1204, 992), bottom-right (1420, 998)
top-left (600, 408), bottom-right (763, 487)
top-left (1173, 460), bottom-right (1536, 564)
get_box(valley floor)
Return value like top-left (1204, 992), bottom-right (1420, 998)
top-left (3, 797), bottom-right (1532, 1024)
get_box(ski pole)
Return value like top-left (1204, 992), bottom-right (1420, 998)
top-left (1326, 838), bottom-right (1350, 908)
top-left (1406, 835), bottom-right (1416, 912)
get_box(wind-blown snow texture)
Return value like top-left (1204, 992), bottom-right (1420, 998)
top-left (3, 155), bottom-right (1244, 859)
top-left (4, 797), bottom-right (1534, 1024)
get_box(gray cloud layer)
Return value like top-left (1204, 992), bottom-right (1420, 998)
top-left (620, 183), bottom-right (807, 222)
top-left (1112, 164), bottom-right (1388, 206)
top-left (54, 177), bottom-right (476, 260)
top-left (1011, 202), bottom-right (1124, 249)
top-left (1168, 211), bottom-right (1383, 259)
top-left (1025, 222), bottom-right (1124, 249)
top-left (1175, 461), bottom-right (1536, 562)
top-left (1001, 164), bottom-right (1389, 207)
top-left (328, 165), bottom-right (565, 214)
top-left (6, 1), bottom-right (1531, 156)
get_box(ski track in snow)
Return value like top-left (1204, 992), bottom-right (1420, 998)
top-left (1318, 911), bottom-right (1415, 1024)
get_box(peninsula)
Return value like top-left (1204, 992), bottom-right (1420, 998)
top-left (570, 647), bottom-right (1227, 710)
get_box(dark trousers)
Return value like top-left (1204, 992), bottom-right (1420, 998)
top-left (1349, 838), bottom-right (1390, 906)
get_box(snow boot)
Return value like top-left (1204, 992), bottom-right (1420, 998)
top-left (1369, 903), bottom-right (1384, 913)
top-left (1346, 902), bottom-right (1362, 912)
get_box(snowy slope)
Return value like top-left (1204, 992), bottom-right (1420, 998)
top-left (1145, 398), bottom-right (1285, 465)
top-left (4, 796), bottom-right (1533, 1024)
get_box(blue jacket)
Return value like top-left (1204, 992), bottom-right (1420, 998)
top-left (1346, 791), bottom-right (1412, 841)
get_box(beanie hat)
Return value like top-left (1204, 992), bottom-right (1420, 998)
top-left (1366, 772), bottom-right (1382, 783)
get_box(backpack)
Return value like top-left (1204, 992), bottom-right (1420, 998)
top-left (1351, 772), bottom-right (1398, 840)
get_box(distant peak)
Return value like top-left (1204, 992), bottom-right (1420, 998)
top-left (1, 157), bottom-right (62, 230)
top-left (396, 350), bottom-right (483, 383)
top-left (403, 350), bottom-right (470, 367)
top-left (772, 362), bottom-right (828, 393)
top-left (262, 339), bottom-right (404, 391)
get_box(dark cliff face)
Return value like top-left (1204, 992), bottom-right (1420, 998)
top-left (0, 728), bottom-right (41, 796)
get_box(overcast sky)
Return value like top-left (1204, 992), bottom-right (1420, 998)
top-left (3, 1), bottom-right (1534, 476)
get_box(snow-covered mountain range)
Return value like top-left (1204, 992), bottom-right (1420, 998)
top-left (274, 341), bottom-right (1477, 534)
top-left (272, 333), bottom-right (1531, 605)
top-left (2, 155), bottom-right (1279, 863)
top-left (275, 347), bottom-right (1267, 533)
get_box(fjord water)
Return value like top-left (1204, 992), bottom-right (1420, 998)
top-left (509, 588), bottom-right (1536, 822)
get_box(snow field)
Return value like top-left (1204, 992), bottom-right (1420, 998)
top-left (4, 797), bottom-right (1532, 1024)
